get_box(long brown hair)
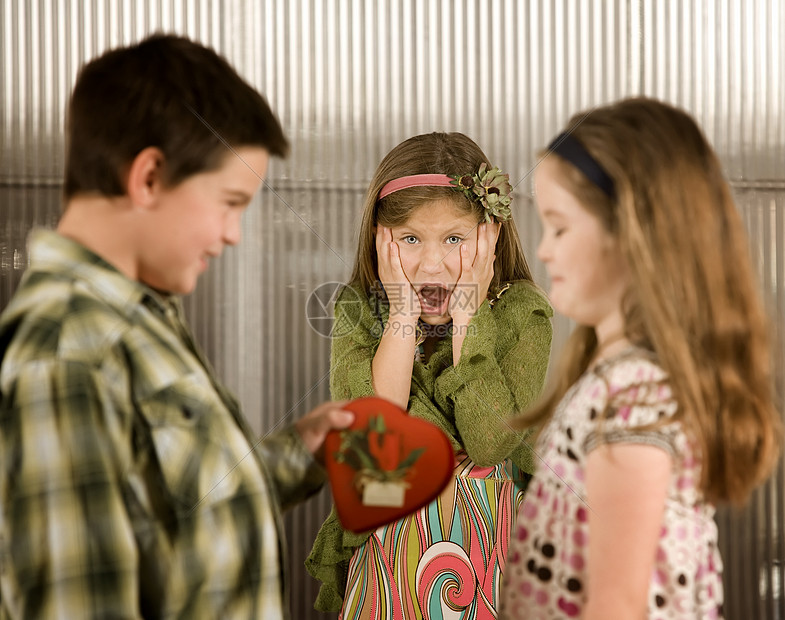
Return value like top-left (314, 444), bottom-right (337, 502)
top-left (518, 97), bottom-right (781, 506)
top-left (350, 132), bottom-right (533, 294)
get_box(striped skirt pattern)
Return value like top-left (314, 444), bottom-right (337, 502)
top-left (339, 454), bottom-right (530, 620)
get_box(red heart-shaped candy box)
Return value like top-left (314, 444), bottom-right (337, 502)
top-left (325, 396), bottom-right (454, 533)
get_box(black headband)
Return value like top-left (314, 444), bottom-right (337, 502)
top-left (547, 132), bottom-right (615, 199)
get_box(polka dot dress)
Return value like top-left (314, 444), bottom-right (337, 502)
top-left (500, 349), bottom-right (724, 619)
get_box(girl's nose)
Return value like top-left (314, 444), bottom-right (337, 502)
top-left (223, 211), bottom-right (243, 246)
top-left (536, 236), bottom-right (550, 263)
top-left (420, 245), bottom-right (446, 274)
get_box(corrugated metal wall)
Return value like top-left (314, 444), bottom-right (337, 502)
top-left (1, 1), bottom-right (783, 618)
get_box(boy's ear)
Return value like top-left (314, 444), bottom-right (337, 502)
top-left (126, 147), bottom-right (166, 208)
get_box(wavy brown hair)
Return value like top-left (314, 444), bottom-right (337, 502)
top-left (350, 132), bottom-right (534, 294)
top-left (517, 97), bottom-right (781, 506)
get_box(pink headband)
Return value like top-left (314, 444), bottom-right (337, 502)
top-left (378, 174), bottom-right (454, 199)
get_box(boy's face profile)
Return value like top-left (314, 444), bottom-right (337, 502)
top-left (138, 147), bottom-right (270, 295)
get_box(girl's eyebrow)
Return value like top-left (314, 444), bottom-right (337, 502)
top-left (395, 222), bottom-right (476, 236)
top-left (222, 189), bottom-right (253, 203)
top-left (539, 206), bottom-right (566, 220)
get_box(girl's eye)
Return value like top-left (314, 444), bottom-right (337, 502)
top-left (402, 235), bottom-right (419, 244)
top-left (446, 235), bottom-right (462, 245)
top-left (553, 228), bottom-right (566, 238)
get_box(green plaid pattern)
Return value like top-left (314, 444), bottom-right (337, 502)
top-left (0, 230), bottom-right (325, 619)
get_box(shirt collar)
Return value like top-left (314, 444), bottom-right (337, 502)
top-left (28, 229), bottom-right (174, 318)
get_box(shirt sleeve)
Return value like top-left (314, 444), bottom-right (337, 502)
top-left (433, 283), bottom-right (553, 470)
top-left (0, 359), bottom-right (141, 618)
top-left (257, 427), bottom-right (327, 510)
top-left (583, 358), bottom-right (680, 457)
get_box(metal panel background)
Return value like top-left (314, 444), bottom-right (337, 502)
top-left (0, 1), bottom-right (783, 618)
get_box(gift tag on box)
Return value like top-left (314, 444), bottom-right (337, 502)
top-left (324, 396), bottom-right (454, 533)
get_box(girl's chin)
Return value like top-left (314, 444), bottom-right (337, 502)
top-left (419, 314), bottom-right (452, 326)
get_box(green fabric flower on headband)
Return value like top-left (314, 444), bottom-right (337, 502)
top-left (451, 163), bottom-right (513, 223)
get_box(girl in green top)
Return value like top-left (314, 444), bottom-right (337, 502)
top-left (306, 132), bottom-right (553, 619)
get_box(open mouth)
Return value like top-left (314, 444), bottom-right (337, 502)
top-left (417, 284), bottom-right (451, 315)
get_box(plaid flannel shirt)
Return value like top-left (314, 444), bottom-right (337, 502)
top-left (0, 230), bottom-right (325, 619)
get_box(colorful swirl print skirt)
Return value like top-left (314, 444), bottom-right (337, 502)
top-left (339, 453), bottom-right (531, 620)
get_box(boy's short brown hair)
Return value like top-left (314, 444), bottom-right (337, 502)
top-left (64, 33), bottom-right (288, 200)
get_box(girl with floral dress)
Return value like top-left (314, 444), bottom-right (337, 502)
top-left (306, 132), bottom-right (553, 619)
top-left (499, 97), bottom-right (782, 619)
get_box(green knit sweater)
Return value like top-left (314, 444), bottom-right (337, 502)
top-left (305, 280), bottom-right (553, 612)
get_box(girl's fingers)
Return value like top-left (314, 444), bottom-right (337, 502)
top-left (386, 229), bottom-right (399, 270)
top-left (377, 226), bottom-right (397, 285)
top-left (472, 224), bottom-right (496, 286)
top-left (375, 226), bottom-right (386, 261)
top-left (482, 222), bottom-right (500, 268)
top-left (390, 242), bottom-right (413, 289)
top-left (389, 241), bottom-right (401, 279)
top-left (474, 223), bottom-right (490, 268)
top-left (451, 223), bottom-right (499, 319)
top-left (377, 228), bottom-right (396, 271)
top-left (390, 240), bottom-right (400, 268)
top-left (459, 243), bottom-right (469, 281)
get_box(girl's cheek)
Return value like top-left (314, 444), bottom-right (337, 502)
top-left (397, 248), bottom-right (418, 277)
top-left (441, 249), bottom-right (460, 273)
top-left (441, 251), bottom-right (463, 282)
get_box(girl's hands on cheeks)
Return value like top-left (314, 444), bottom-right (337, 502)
top-left (375, 225), bottom-right (421, 325)
top-left (449, 222), bottom-right (500, 327)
